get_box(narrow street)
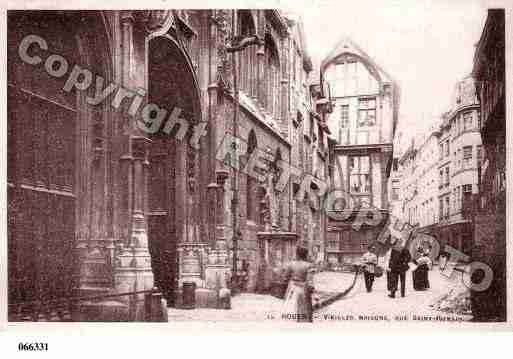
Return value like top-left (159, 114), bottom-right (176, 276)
top-left (166, 271), bottom-right (356, 322)
top-left (6, 7), bottom-right (505, 327)
top-left (167, 267), bottom-right (471, 323)
top-left (313, 268), bottom-right (472, 324)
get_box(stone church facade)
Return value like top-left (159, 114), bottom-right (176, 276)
top-left (7, 10), bottom-right (329, 319)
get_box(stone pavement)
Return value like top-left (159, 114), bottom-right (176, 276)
top-left (314, 270), bottom-right (357, 293)
top-left (313, 266), bottom-right (473, 324)
top-left (167, 293), bottom-right (284, 322)
top-left (167, 271), bottom-right (368, 322)
top-left (167, 268), bottom-right (471, 322)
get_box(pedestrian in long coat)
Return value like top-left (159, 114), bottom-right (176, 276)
top-left (386, 241), bottom-right (412, 298)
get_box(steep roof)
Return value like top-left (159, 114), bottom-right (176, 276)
top-left (320, 35), bottom-right (397, 85)
top-left (319, 35), bottom-right (401, 137)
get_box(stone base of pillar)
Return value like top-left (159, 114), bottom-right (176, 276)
top-left (106, 245), bottom-right (156, 321)
top-left (205, 240), bottom-right (231, 289)
top-left (177, 242), bottom-right (207, 288)
top-left (75, 243), bottom-right (115, 301)
top-left (113, 267), bottom-right (155, 321)
top-left (175, 241), bottom-right (234, 309)
top-left (73, 235), bottom-right (159, 321)
top-left (256, 231), bottom-right (299, 293)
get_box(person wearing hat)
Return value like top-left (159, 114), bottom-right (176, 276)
top-left (386, 238), bottom-right (412, 298)
top-left (360, 245), bottom-right (378, 293)
top-left (281, 245), bottom-right (316, 322)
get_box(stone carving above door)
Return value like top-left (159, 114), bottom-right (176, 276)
top-left (134, 10), bottom-right (175, 35)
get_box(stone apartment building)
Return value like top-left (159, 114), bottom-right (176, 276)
top-left (399, 127), bottom-right (441, 232)
top-left (437, 76), bottom-right (482, 254)
top-left (319, 37), bottom-right (400, 267)
top-left (394, 76), bottom-right (482, 255)
top-left (7, 9), bottom-right (328, 320)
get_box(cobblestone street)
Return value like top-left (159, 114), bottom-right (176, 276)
top-left (313, 267), bottom-right (472, 324)
top-left (166, 272), bottom-right (355, 322)
top-left (167, 267), bottom-right (471, 323)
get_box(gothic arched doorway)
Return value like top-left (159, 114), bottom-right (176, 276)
top-left (146, 35), bottom-right (201, 306)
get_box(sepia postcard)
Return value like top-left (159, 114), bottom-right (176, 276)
top-left (1, 1), bottom-right (512, 342)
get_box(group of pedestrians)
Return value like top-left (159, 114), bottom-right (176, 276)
top-left (360, 241), bottom-right (433, 298)
top-left (278, 240), bottom-right (434, 323)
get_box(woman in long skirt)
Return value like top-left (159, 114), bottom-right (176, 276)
top-left (412, 251), bottom-right (432, 291)
top-left (282, 246), bottom-right (315, 322)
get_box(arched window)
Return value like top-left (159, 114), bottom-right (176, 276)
top-left (246, 130), bottom-right (258, 221)
top-left (265, 33), bottom-right (280, 119)
top-left (272, 148), bottom-right (283, 182)
top-left (237, 11), bottom-right (256, 97)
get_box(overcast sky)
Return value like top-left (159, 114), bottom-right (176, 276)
top-left (283, 0), bottom-right (488, 145)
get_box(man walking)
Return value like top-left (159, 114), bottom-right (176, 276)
top-left (386, 240), bottom-right (412, 298)
top-left (360, 245), bottom-right (378, 293)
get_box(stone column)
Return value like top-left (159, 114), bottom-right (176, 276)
top-left (115, 137), bottom-right (154, 294)
top-left (204, 170), bottom-right (231, 290)
top-left (256, 10), bottom-right (266, 111)
top-left (114, 11), bottom-right (155, 297)
top-left (280, 33), bottom-right (290, 139)
top-left (209, 11), bottom-right (231, 244)
top-left (215, 170), bottom-right (230, 243)
top-left (207, 13), bottom-right (220, 245)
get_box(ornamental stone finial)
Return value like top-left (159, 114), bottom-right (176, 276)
top-left (133, 10), bottom-right (174, 35)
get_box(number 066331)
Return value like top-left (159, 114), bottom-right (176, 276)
top-left (18, 343), bottom-right (48, 351)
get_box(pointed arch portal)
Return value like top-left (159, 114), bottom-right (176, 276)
top-left (146, 35), bottom-right (202, 306)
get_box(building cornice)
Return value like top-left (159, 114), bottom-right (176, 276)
top-left (446, 103), bottom-right (480, 122)
top-left (225, 91), bottom-right (291, 148)
top-left (450, 129), bottom-right (481, 143)
top-left (333, 143), bottom-right (393, 153)
top-left (451, 167), bottom-right (478, 179)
